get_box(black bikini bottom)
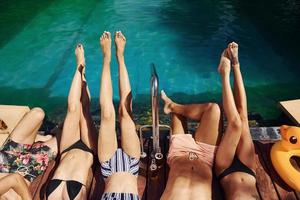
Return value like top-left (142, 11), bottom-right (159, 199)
top-left (46, 179), bottom-right (84, 200)
top-left (217, 156), bottom-right (256, 181)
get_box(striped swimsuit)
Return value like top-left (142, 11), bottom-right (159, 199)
top-left (100, 148), bottom-right (140, 200)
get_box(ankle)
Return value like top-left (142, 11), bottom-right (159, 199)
top-left (116, 52), bottom-right (124, 59)
top-left (103, 56), bottom-right (111, 64)
top-left (220, 71), bottom-right (230, 78)
top-left (232, 58), bottom-right (239, 65)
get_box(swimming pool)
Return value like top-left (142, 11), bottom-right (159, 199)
top-left (0, 0), bottom-right (299, 122)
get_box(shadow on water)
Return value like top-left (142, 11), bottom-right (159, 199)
top-left (157, 0), bottom-right (249, 60)
top-left (0, 0), bottom-right (56, 48)
top-left (158, 0), bottom-right (300, 74)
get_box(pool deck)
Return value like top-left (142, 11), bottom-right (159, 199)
top-left (27, 137), bottom-right (300, 200)
top-left (1, 105), bottom-right (299, 199)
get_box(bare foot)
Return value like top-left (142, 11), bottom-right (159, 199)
top-left (218, 49), bottom-right (231, 76)
top-left (100, 31), bottom-right (111, 61)
top-left (161, 90), bottom-right (173, 114)
top-left (115, 31), bottom-right (126, 57)
top-left (227, 42), bottom-right (239, 65)
top-left (75, 43), bottom-right (85, 67)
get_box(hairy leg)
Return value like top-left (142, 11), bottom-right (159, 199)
top-left (0, 174), bottom-right (31, 200)
top-left (60, 44), bottom-right (84, 152)
top-left (161, 91), bottom-right (221, 145)
top-left (215, 50), bottom-right (242, 175)
top-left (98, 31), bottom-right (118, 162)
top-left (116, 31), bottom-right (140, 158)
top-left (228, 42), bottom-right (255, 169)
top-left (9, 107), bottom-right (45, 144)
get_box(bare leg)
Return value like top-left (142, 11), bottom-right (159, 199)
top-left (80, 72), bottom-right (97, 153)
top-left (170, 114), bottom-right (187, 136)
top-left (228, 42), bottom-right (255, 170)
top-left (60, 44), bottom-right (84, 152)
top-left (215, 50), bottom-right (242, 175)
top-left (116, 31), bottom-right (140, 158)
top-left (98, 31), bottom-right (118, 162)
top-left (0, 174), bottom-right (32, 200)
top-left (161, 91), bottom-right (221, 145)
top-left (9, 107), bottom-right (45, 144)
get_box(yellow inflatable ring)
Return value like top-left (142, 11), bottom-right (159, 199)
top-left (271, 125), bottom-right (300, 191)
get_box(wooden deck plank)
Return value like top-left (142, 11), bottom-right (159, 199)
top-left (254, 142), bottom-right (279, 200)
top-left (255, 142), bottom-right (297, 200)
top-left (279, 99), bottom-right (300, 126)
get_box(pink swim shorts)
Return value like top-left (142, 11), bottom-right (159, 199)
top-left (167, 134), bottom-right (217, 167)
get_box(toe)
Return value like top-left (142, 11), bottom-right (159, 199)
top-left (107, 31), bottom-right (111, 38)
top-left (119, 31), bottom-right (126, 39)
top-left (161, 90), bottom-right (167, 99)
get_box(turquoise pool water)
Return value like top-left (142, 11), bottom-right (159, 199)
top-left (0, 0), bottom-right (300, 121)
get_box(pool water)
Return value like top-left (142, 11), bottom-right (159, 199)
top-left (0, 0), bottom-right (300, 122)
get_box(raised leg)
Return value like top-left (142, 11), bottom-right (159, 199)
top-left (115, 31), bottom-right (140, 158)
top-left (80, 72), bottom-right (97, 153)
top-left (161, 91), bottom-right (221, 145)
top-left (98, 31), bottom-right (118, 162)
top-left (0, 174), bottom-right (31, 200)
top-left (170, 113), bottom-right (187, 136)
top-left (228, 42), bottom-right (255, 170)
top-left (59, 44), bottom-right (84, 152)
top-left (9, 107), bottom-right (45, 145)
top-left (215, 50), bottom-right (242, 176)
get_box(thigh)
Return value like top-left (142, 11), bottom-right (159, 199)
top-left (59, 109), bottom-right (81, 153)
top-left (236, 121), bottom-right (256, 169)
top-left (194, 105), bottom-right (221, 146)
top-left (120, 115), bottom-right (140, 158)
top-left (171, 114), bottom-right (187, 135)
top-left (10, 108), bottom-right (45, 144)
top-left (98, 111), bottom-right (117, 162)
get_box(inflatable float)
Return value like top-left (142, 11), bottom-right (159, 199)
top-left (271, 125), bottom-right (300, 191)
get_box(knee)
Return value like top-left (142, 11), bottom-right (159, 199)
top-left (119, 105), bottom-right (131, 119)
top-left (67, 102), bottom-right (80, 113)
top-left (101, 105), bottom-right (115, 120)
top-left (238, 110), bottom-right (248, 122)
top-left (31, 107), bottom-right (45, 121)
top-left (228, 116), bottom-right (242, 131)
top-left (205, 103), bottom-right (221, 119)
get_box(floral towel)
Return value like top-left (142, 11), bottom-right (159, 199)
top-left (0, 138), bottom-right (55, 182)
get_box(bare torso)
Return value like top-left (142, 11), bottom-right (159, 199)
top-left (46, 149), bottom-right (94, 199)
top-left (161, 155), bottom-right (213, 200)
top-left (52, 149), bottom-right (93, 184)
top-left (104, 172), bottom-right (138, 194)
top-left (220, 172), bottom-right (258, 200)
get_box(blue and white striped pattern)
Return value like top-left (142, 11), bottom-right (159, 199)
top-left (100, 148), bottom-right (139, 180)
top-left (101, 192), bottom-right (139, 200)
